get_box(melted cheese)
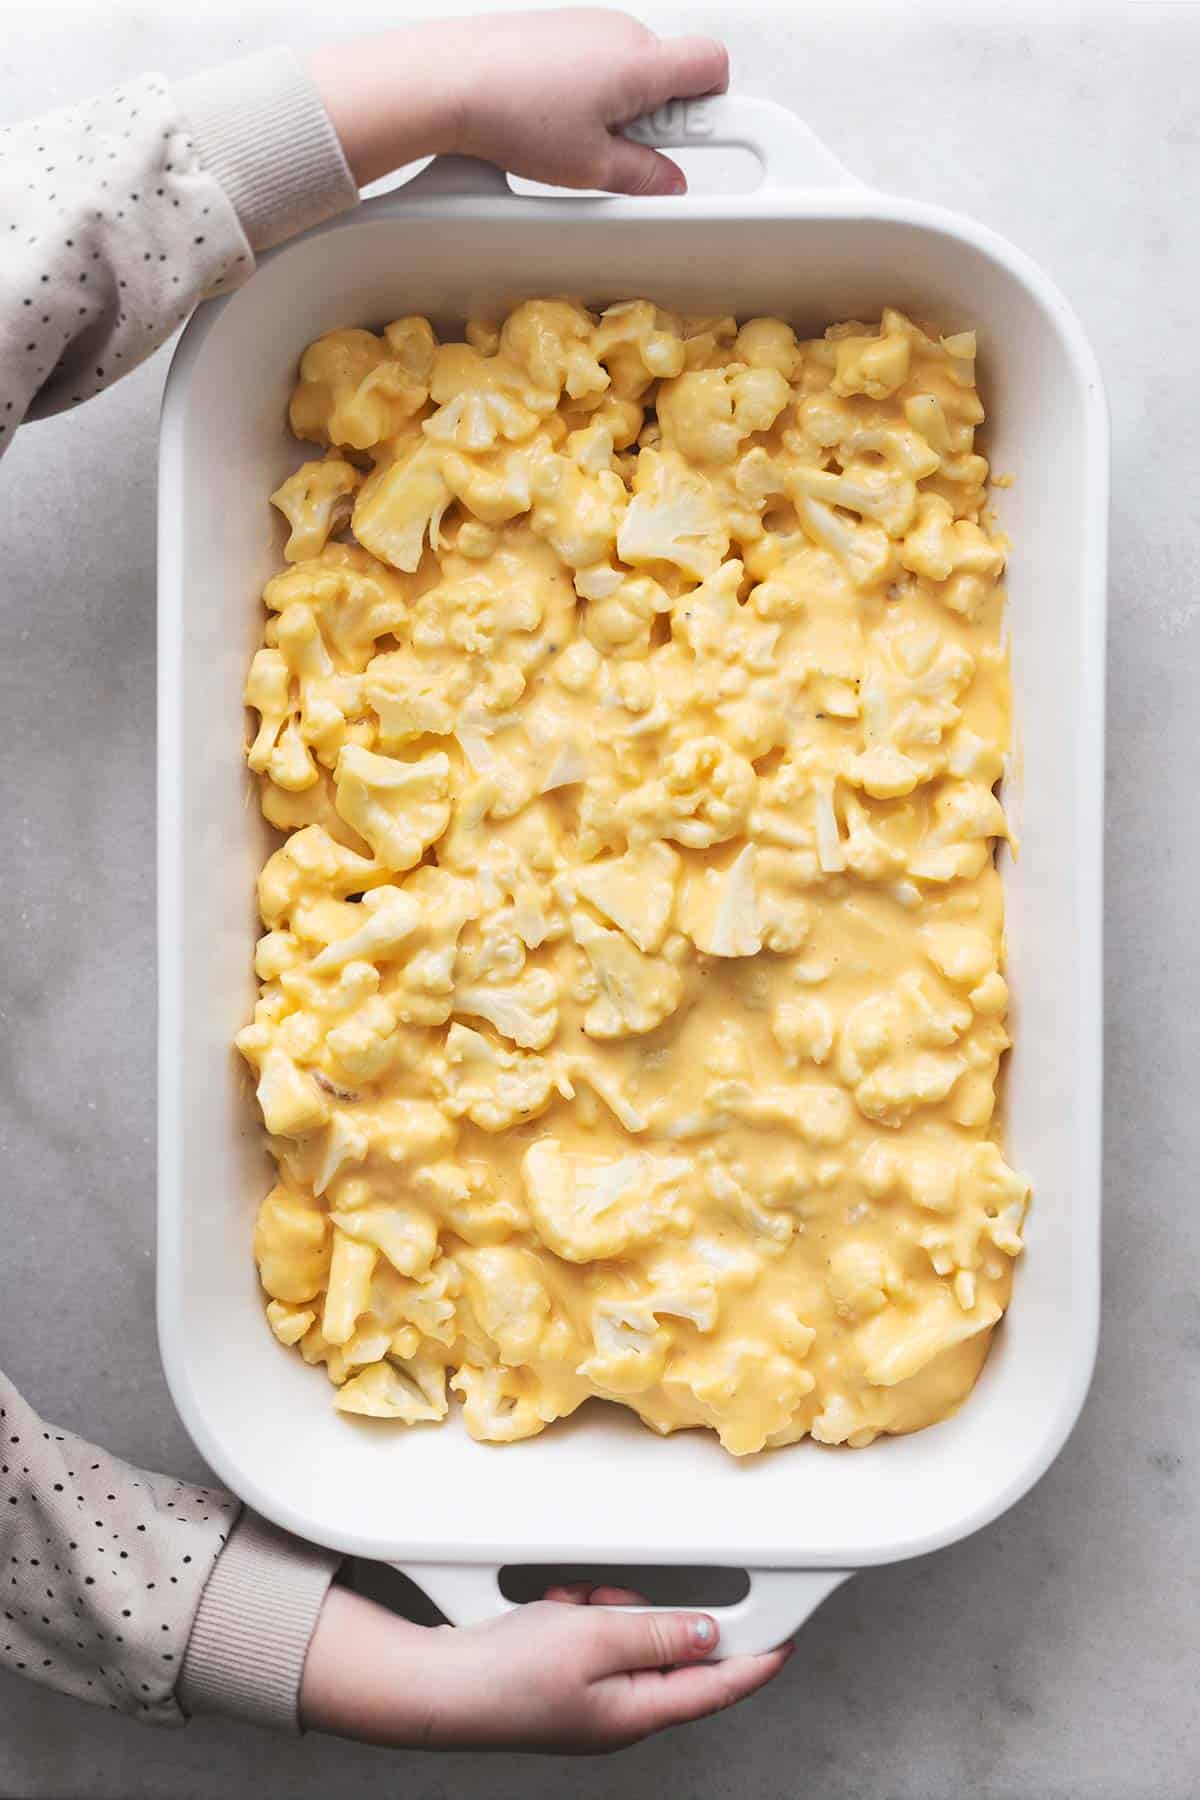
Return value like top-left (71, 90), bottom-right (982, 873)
top-left (238, 300), bottom-right (1027, 1456)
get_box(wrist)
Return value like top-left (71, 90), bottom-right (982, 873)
top-left (304, 27), bottom-right (475, 189)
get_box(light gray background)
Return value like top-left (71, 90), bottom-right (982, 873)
top-left (0, 2), bottom-right (1192, 1795)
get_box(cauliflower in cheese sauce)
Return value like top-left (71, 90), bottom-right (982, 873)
top-left (238, 299), bottom-right (1027, 1457)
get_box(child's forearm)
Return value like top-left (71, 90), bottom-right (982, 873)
top-left (0, 52), bottom-right (356, 458)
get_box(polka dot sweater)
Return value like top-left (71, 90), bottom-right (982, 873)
top-left (0, 48), bottom-right (358, 1729)
top-left (0, 47), bottom-right (357, 445)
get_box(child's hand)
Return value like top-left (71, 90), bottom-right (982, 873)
top-left (308, 9), bottom-right (729, 197)
top-left (301, 1580), bottom-right (791, 1753)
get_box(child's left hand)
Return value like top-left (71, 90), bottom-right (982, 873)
top-left (307, 9), bottom-right (729, 197)
top-left (300, 1580), bottom-right (791, 1752)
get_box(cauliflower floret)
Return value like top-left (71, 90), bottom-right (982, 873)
top-left (455, 1246), bottom-right (552, 1365)
top-left (436, 1022), bottom-right (561, 1131)
top-left (662, 1337), bottom-right (816, 1456)
top-left (788, 459), bottom-right (917, 538)
top-left (239, 1042), bottom-right (331, 1138)
top-left (733, 317), bottom-right (803, 379)
top-left (579, 1300), bottom-right (669, 1394)
top-left (365, 651), bottom-right (470, 746)
top-left (616, 448), bottom-right (729, 579)
top-left (253, 822), bottom-right (386, 926)
top-left (590, 299), bottom-right (686, 399)
top-left (253, 1186), bottom-right (329, 1303)
top-left (309, 886), bottom-right (423, 972)
top-left (321, 1229), bottom-right (378, 1345)
top-left (453, 967), bottom-right (559, 1051)
top-left (499, 298), bottom-right (608, 405)
top-left (580, 571), bottom-right (672, 657)
top-left (656, 363), bottom-right (790, 465)
top-left (262, 543), bottom-right (411, 673)
top-left (352, 443), bottom-right (452, 572)
top-left (265, 1298), bottom-right (316, 1347)
top-left (853, 1051), bottom-right (966, 1127)
top-left (334, 1354), bottom-right (448, 1422)
top-left (621, 736), bottom-right (756, 849)
top-left (901, 493), bottom-right (1005, 584)
top-left (569, 911), bottom-right (684, 1039)
top-left (270, 456), bottom-right (362, 562)
top-left (792, 489), bottom-right (894, 590)
top-left (858, 1292), bottom-right (1002, 1388)
top-left (771, 995), bottom-right (835, 1066)
top-left (830, 328), bottom-right (911, 400)
top-left (333, 745), bottom-right (451, 870)
top-left (827, 1241), bottom-right (892, 1320)
top-left (328, 1204), bottom-right (439, 1281)
top-left (521, 1139), bottom-right (692, 1263)
top-left (678, 845), bottom-right (763, 958)
top-left (451, 1362), bottom-right (566, 1443)
top-left (422, 387), bottom-right (540, 453)
top-left (289, 324), bottom-right (433, 449)
top-left (528, 434), bottom-right (626, 572)
top-left (571, 842), bottom-right (680, 954)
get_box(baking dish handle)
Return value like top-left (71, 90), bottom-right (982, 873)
top-left (623, 94), bottom-right (861, 193)
top-left (359, 96), bottom-right (859, 209)
top-left (394, 1563), bottom-right (852, 1658)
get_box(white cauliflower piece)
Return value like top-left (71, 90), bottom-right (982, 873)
top-left (656, 363), bottom-right (790, 464)
top-left (270, 456), bottom-right (362, 562)
top-left (771, 996), bottom-right (835, 1066)
top-left (858, 1293), bottom-right (1002, 1388)
top-left (328, 1204), bottom-right (439, 1281)
top-left (521, 1139), bottom-right (692, 1263)
top-left (678, 846), bottom-right (762, 959)
top-left (352, 443), bottom-right (452, 572)
top-left (451, 1362), bottom-right (564, 1443)
top-left (616, 448), bottom-right (729, 579)
top-left (333, 745), bottom-right (451, 870)
top-left (570, 910), bottom-right (684, 1039)
top-left (333, 1354), bottom-right (448, 1422)
top-left (453, 967), bottom-right (559, 1051)
top-left (571, 842), bottom-right (680, 954)
top-left (831, 327), bottom-right (911, 399)
top-left (579, 1300), bottom-right (668, 1394)
top-left (253, 1186), bottom-right (329, 1303)
top-left (436, 1022), bottom-right (561, 1131)
top-left (621, 736), bottom-right (756, 849)
top-left (310, 887), bottom-right (423, 972)
top-left (456, 1246), bottom-right (552, 1365)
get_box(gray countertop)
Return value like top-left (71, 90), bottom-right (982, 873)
top-left (0, 3), bottom-right (1193, 1795)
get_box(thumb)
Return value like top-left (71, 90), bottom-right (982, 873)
top-left (590, 1608), bottom-right (719, 1674)
top-left (599, 132), bottom-right (687, 196)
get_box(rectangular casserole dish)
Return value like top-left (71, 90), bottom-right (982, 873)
top-left (157, 97), bottom-right (1106, 1654)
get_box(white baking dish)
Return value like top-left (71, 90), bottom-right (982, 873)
top-left (157, 97), bottom-right (1106, 1655)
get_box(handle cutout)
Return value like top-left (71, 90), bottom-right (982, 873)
top-left (509, 143), bottom-right (764, 200)
top-left (498, 1563), bottom-right (750, 1606)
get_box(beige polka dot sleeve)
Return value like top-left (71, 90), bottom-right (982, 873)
top-left (0, 49), bottom-right (360, 1729)
top-left (0, 47), bottom-right (358, 447)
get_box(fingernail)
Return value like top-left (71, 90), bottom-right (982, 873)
top-left (666, 168), bottom-right (687, 196)
top-left (692, 1617), bottom-right (716, 1647)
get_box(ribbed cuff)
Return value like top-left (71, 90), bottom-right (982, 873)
top-left (178, 1511), bottom-right (343, 1734)
top-left (175, 47), bottom-right (359, 253)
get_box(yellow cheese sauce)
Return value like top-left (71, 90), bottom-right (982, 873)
top-left (238, 300), bottom-right (1028, 1456)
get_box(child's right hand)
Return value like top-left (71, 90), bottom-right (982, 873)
top-left (301, 1581), bottom-right (791, 1752)
top-left (308, 9), bottom-right (729, 198)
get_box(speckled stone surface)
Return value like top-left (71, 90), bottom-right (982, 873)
top-left (0, 3), bottom-right (1194, 1794)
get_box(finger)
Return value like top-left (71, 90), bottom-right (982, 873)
top-left (586, 1586), bottom-right (650, 1607)
top-left (607, 1644), bottom-right (793, 1735)
top-left (598, 134), bottom-right (687, 197)
top-left (544, 1581), bottom-right (596, 1604)
top-left (642, 34), bottom-right (731, 109)
top-left (588, 1607), bottom-right (720, 1674)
